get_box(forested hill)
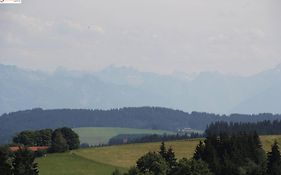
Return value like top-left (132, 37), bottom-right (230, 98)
top-left (1, 107), bottom-right (281, 144)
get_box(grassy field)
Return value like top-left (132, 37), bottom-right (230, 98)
top-left (74, 135), bottom-right (281, 168)
top-left (37, 135), bottom-right (281, 175)
top-left (37, 153), bottom-right (126, 175)
top-left (260, 135), bottom-right (281, 151)
top-left (74, 139), bottom-right (201, 168)
top-left (73, 127), bottom-right (175, 146)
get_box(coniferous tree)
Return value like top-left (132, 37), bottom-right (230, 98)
top-left (267, 141), bottom-right (281, 175)
top-left (158, 141), bottom-right (177, 174)
top-left (206, 120), bottom-right (281, 136)
top-left (203, 136), bottom-right (221, 174)
top-left (165, 147), bottom-right (177, 175)
top-left (220, 154), bottom-right (239, 175)
top-left (12, 148), bottom-right (39, 175)
top-left (193, 132), bottom-right (267, 175)
top-left (159, 141), bottom-right (167, 158)
top-left (193, 141), bottom-right (205, 160)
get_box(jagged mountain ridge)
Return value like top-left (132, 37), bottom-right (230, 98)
top-left (1, 64), bottom-right (281, 114)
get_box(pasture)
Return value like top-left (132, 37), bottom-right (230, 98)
top-left (73, 127), bottom-right (176, 146)
top-left (37, 135), bottom-right (281, 175)
top-left (37, 153), bottom-right (126, 175)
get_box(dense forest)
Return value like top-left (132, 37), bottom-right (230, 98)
top-left (108, 133), bottom-right (203, 145)
top-left (194, 132), bottom-right (266, 175)
top-left (206, 120), bottom-right (281, 136)
top-left (1, 107), bottom-right (281, 144)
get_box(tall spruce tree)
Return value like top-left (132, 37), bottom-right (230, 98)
top-left (158, 141), bottom-right (177, 174)
top-left (165, 147), bottom-right (177, 175)
top-left (193, 141), bottom-right (205, 160)
top-left (267, 141), bottom-right (281, 175)
top-left (159, 141), bottom-right (167, 158)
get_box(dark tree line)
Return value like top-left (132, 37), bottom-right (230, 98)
top-left (194, 132), bottom-right (281, 175)
top-left (1, 107), bottom-right (281, 144)
top-left (194, 132), bottom-right (266, 175)
top-left (206, 120), bottom-right (281, 136)
top-left (13, 129), bottom-right (52, 146)
top-left (13, 127), bottom-right (80, 153)
top-left (108, 133), bottom-right (203, 145)
top-left (0, 147), bottom-right (38, 175)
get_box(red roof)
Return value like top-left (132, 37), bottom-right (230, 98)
top-left (9, 146), bottom-right (49, 152)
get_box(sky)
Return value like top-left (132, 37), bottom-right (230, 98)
top-left (0, 0), bottom-right (281, 75)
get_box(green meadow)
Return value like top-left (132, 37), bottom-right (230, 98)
top-left (73, 127), bottom-right (176, 146)
top-left (74, 139), bottom-right (201, 168)
top-left (37, 135), bottom-right (281, 175)
top-left (37, 153), bottom-right (126, 175)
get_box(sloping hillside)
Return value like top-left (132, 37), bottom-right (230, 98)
top-left (37, 135), bottom-right (281, 175)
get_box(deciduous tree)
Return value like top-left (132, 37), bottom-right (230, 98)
top-left (0, 146), bottom-right (12, 175)
top-left (12, 148), bottom-right (39, 175)
top-left (50, 130), bottom-right (69, 153)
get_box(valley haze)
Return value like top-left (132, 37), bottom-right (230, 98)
top-left (1, 1), bottom-right (281, 175)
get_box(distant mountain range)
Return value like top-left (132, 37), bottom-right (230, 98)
top-left (1, 64), bottom-right (281, 114)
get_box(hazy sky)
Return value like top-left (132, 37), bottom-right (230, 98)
top-left (1, 0), bottom-right (281, 75)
